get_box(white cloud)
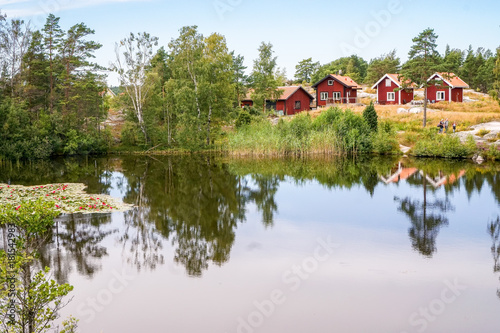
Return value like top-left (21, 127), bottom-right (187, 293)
top-left (1, 0), bottom-right (144, 18)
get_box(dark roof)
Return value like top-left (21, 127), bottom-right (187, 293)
top-left (243, 86), bottom-right (314, 102)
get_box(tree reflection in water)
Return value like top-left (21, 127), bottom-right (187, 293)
top-left (395, 171), bottom-right (454, 257)
top-left (38, 213), bottom-right (116, 283)
top-left (119, 156), bottom-right (252, 277)
top-left (488, 216), bottom-right (500, 298)
top-left (4, 156), bottom-right (500, 279)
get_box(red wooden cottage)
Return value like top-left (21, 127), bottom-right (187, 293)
top-left (241, 86), bottom-right (314, 115)
top-left (371, 73), bottom-right (415, 105)
top-left (427, 72), bottom-right (469, 103)
top-left (312, 74), bottom-right (361, 107)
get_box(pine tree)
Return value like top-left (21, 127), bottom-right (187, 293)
top-left (294, 57), bottom-right (319, 83)
top-left (400, 28), bottom-right (440, 128)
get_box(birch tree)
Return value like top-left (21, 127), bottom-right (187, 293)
top-left (168, 26), bottom-right (204, 129)
top-left (201, 33), bottom-right (234, 145)
top-left (113, 32), bottom-right (159, 143)
top-left (250, 42), bottom-right (281, 112)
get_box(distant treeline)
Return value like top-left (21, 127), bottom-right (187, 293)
top-left (301, 47), bottom-right (499, 92)
top-left (1, 11), bottom-right (499, 159)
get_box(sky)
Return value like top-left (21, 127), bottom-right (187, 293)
top-left (1, 0), bottom-right (499, 86)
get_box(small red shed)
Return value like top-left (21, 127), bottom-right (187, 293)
top-left (241, 86), bottom-right (314, 115)
top-left (427, 73), bottom-right (469, 103)
top-left (312, 74), bottom-right (361, 107)
top-left (371, 73), bottom-right (415, 105)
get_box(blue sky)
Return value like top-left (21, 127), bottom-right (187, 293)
top-left (2, 0), bottom-right (499, 85)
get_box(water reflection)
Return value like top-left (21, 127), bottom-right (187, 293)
top-left (118, 156), bottom-right (246, 276)
top-left (2, 156), bottom-right (500, 279)
top-left (489, 216), bottom-right (500, 298)
top-left (391, 162), bottom-right (458, 257)
top-left (38, 213), bottom-right (116, 283)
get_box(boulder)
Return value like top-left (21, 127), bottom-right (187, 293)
top-left (483, 132), bottom-right (499, 141)
top-left (409, 107), bottom-right (423, 114)
top-left (397, 108), bottom-right (408, 114)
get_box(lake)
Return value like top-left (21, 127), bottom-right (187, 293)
top-left (1, 155), bottom-right (500, 333)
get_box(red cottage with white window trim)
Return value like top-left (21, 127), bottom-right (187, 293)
top-left (240, 86), bottom-right (314, 115)
top-left (371, 73), bottom-right (415, 105)
top-left (426, 72), bottom-right (469, 103)
top-left (312, 74), bottom-right (361, 107)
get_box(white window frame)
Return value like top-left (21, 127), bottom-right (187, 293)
top-left (436, 91), bottom-right (446, 101)
top-left (387, 92), bottom-right (395, 101)
top-left (327, 80), bottom-right (334, 86)
top-left (385, 78), bottom-right (392, 87)
top-left (320, 92), bottom-right (328, 101)
top-left (333, 92), bottom-right (341, 100)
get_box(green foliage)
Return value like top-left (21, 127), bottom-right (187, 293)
top-left (0, 199), bottom-right (74, 333)
top-left (311, 55), bottom-right (368, 84)
top-left (493, 47), bottom-right (500, 106)
top-left (235, 110), bottom-right (252, 128)
top-left (0, 14), bottom-right (109, 161)
top-left (372, 122), bottom-right (399, 155)
top-left (229, 107), bottom-right (379, 155)
top-left (363, 102), bottom-right (378, 132)
top-left (365, 50), bottom-right (400, 85)
top-left (250, 42), bottom-right (281, 112)
top-left (0, 266), bottom-right (74, 333)
top-left (476, 129), bottom-right (490, 137)
top-left (413, 134), bottom-right (477, 158)
top-left (294, 58), bottom-right (320, 83)
top-left (59, 316), bottom-right (79, 333)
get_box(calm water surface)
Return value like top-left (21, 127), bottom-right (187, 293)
top-left (1, 155), bottom-right (500, 333)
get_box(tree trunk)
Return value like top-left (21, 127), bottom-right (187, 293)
top-left (207, 103), bottom-right (212, 145)
top-left (187, 63), bottom-right (201, 131)
top-left (423, 87), bottom-right (428, 128)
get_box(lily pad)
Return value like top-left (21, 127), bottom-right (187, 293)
top-left (0, 183), bottom-right (133, 214)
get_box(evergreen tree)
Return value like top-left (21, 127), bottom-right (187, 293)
top-left (42, 14), bottom-right (64, 114)
top-left (365, 50), bottom-right (400, 85)
top-left (363, 101), bottom-right (378, 132)
top-left (439, 45), bottom-right (463, 74)
top-left (294, 57), bottom-right (319, 83)
top-left (492, 48), bottom-right (500, 105)
top-left (311, 55), bottom-right (368, 84)
top-left (400, 28), bottom-right (440, 127)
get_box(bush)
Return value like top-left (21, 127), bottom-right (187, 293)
top-left (235, 110), bottom-right (252, 128)
top-left (363, 101), bottom-right (378, 132)
top-left (372, 122), bottom-right (399, 155)
top-left (413, 134), bottom-right (476, 158)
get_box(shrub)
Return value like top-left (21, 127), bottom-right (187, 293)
top-left (413, 134), bottom-right (476, 158)
top-left (372, 122), bottom-right (399, 155)
top-left (363, 101), bottom-right (378, 132)
top-left (476, 129), bottom-right (490, 137)
top-left (235, 110), bottom-right (252, 128)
